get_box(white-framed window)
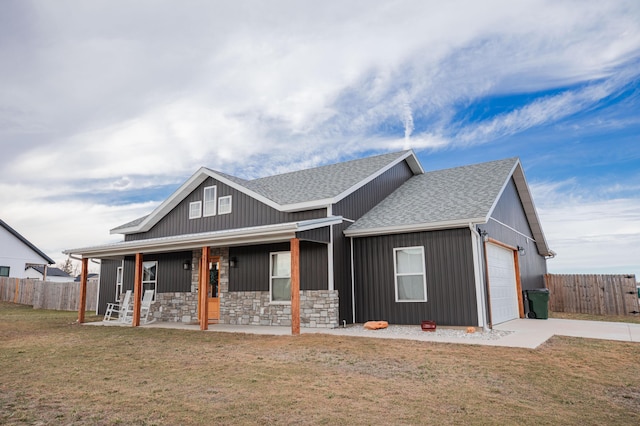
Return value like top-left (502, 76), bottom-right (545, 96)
top-left (270, 251), bottom-right (291, 303)
top-left (142, 261), bottom-right (158, 301)
top-left (218, 195), bottom-right (232, 215)
top-left (189, 201), bottom-right (202, 219)
top-left (0, 266), bottom-right (9, 277)
top-left (393, 246), bottom-right (427, 302)
top-left (115, 266), bottom-right (123, 302)
top-left (203, 185), bottom-right (217, 217)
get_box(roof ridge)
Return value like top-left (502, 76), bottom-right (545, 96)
top-left (422, 157), bottom-right (518, 174)
top-left (248, 150), bottom-right (411, 182)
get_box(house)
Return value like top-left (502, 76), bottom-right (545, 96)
top-left (74, 273), bottom-right (99, 282)
top-left (65, 150), bottom-right (553, 331)
top-left (24, 266), bottom-right (73, 283)
top-left (1, 219), bottom-right (54, 279)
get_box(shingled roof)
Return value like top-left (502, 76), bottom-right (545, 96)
top-left (241, 151), bottom-right (420, 205)
top-left (26, 265), bottom-right (71, 278)
top-left (344, 158), bottom-right (551, 256)
top-left (111, 150), bottom-right (422, 234)
top-left (346, 158), bottom-right (518, 231)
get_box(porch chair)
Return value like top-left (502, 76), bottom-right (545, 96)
top-left (103, 290), bottom-right (132, 322)
top-left (139, 289), bottom-right (157, 324)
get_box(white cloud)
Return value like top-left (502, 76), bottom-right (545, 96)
top-left (531, 182), bottom-right (640, 279)
top-left (1, 193), bottom-right (158, 269)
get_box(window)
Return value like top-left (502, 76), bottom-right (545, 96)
top-left (0, 266), bottom-right (9, 277)
top-left (142, 261), bottom-right (158, 301)
top-left (218, 195), bottom-right (232, 215)
top-left (189, 201), bottom-right (202, 219)
top-left (270, 252), bottom-right (291, 303)
top-left (115, 266), bottom-right (123, 301)
top-left (203, 185), bottom-right (217, 216)
top-left (394, 247), bottom-right (427, 302)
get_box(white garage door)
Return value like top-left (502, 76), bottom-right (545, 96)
top-left (486, 243), bottom-right (519, 325)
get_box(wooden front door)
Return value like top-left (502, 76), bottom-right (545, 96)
top-left (208, 257), bottom-right (220, 323)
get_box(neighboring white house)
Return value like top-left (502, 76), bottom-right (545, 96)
top-left (0, 219), bottom-right (54, 279)
top-left (24, 265), bottom-right (72, 283)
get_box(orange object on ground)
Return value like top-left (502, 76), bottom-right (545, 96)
top-left (363, 321), bottom-right (388, 330)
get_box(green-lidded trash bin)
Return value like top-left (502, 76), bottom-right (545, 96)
top-left (526, 288), bottom-right (549, 319)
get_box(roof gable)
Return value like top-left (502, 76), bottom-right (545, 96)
top-left (344, 158), bottom-right (551, 256)
top-left (0, 219), bottom-right (54, 264)
top-left (112, 150), bottom-right (422, 235)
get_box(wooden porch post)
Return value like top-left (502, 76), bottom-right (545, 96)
top-left (290, 238), bottom-right (300, 335)
top-left (199, 247), bottom-right (209, 331)
top-left (132, 253), bottom-right (143, 327)
top-left (78, 258), bottom-right (88, 324)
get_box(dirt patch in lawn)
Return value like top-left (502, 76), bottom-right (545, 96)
top-left (1, 302), bottom-right (639, 425)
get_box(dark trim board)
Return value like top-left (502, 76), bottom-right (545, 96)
top-left (352, 228), bottom-right (478, 326)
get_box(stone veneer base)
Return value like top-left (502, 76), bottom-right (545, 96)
top-left (148, 247), bottom-right (339, 328)
top-left (221, 290), bottom-right (339, 328)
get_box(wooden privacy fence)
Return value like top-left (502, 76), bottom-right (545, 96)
top-left (545, 274), bottom-right (639, 316)
top-left (0, 277), bottom-right (98, 312)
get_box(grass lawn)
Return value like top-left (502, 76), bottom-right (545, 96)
top-left (1, 302), bottom-right (639, 425)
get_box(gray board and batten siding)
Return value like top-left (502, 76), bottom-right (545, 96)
top-left (352, 228), bottom-right (478, 326)
top-left (96, 251), bottom-right (193, 314)
top-left (480, 177), bottom-right (547, 291)
top-left (98, 259), bottom-right (121, 313)
top-left (229, 241), bottom-right (328, 292)
top-left (332, 160), bottom-right (416, 324)
top-left (125, 177), bottom-right (326, 242)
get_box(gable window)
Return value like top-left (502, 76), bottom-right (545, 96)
top-left (218, 195), bottom-right (232, 215)
top-left (394, 246), bottom-right (427, 302)
top-left (142, 261), bottom-right (157, 301)
top-left (189, 201), bottom-right (202, 219)
top-left (0, 266), bottom-right (9, 277)
top-left (203, 185), bottom-right (217, 216)
top-left (270, 251), bottom-right (291, 303)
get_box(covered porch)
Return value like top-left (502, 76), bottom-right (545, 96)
top-left (66, 217), bottom-right (343, 335)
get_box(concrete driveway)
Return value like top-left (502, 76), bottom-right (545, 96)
top-left (492, 318), bottom-right (640, 348)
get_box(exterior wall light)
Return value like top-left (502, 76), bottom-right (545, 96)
top-left (229, 257), bottom-right (238, 268)
top-left (183, 260), bottom-right (191, 270)
top-left (517, 246), bottom-right (526, 256)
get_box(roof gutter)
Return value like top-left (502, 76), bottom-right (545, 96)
top-left (343, 217), bottom-right (487, 238)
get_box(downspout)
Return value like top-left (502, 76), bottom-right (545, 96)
top-left (327, 205), bottom-right (334, 291)
top-left (350, 236), bottom-right (356, 325)
top-left (469, 224), bottom-right (489, 331)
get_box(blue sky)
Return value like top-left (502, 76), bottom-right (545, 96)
top-left (1, 0), bottom-right (639, 278)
